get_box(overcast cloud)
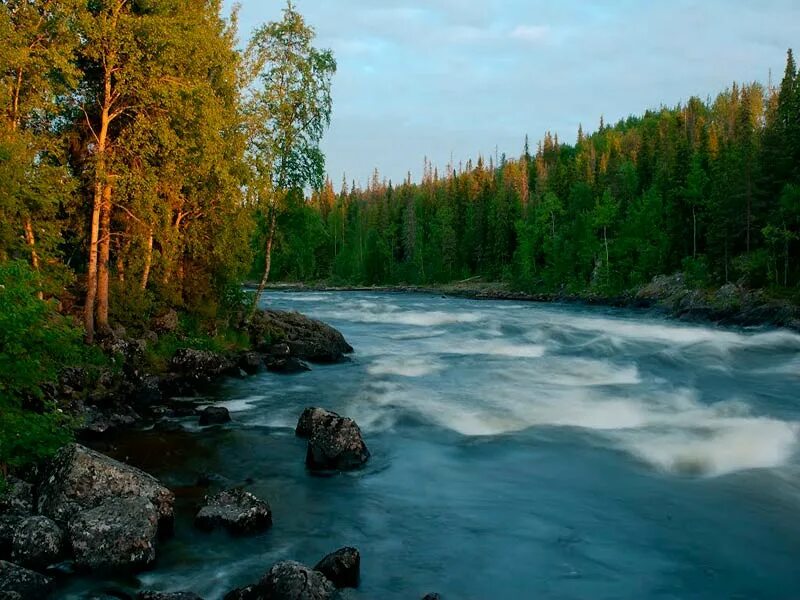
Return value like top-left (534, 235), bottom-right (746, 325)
top-left (225, 0), bottom-right (800, 186)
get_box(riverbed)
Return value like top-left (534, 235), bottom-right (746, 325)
top-left (62, 291), bottom-right (800, 599)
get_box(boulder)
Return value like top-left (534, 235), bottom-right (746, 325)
top-left (0, 560), bottom-right (53, 597)
top-left (0, 478), bottom-right (33, 517)
top-left (10, 516), bottom-right (64, 570)
top-left (198, 406), bottom-right (231, 426)
top-left (259, 561), bottom-right (335, 600)
top-left (137, 592), bottom-right (204, 600)
top-left (0, 518), bottom-right (21, 561)
top-left (68, 497), bottom-right (158, 572)
top-left (266, 343), bottom-right (291, 358)
top-left (296, 409), bottom-right (370, 471)
top-left (250, 310), bottom-right (353, 364)
top-left (266, 357), bottom-right (311, 375)
top-left (169, 349), bottom-right (236, 382)
top-left (131, 376), bottom-right (163, 409)
top-left (221, 586), bottom-right (258, 600)
top-left (37, 444), bottom-right (174, 527)
top-left (313, 546), bottom-right (360, 588)
top-left (422, 595), bottom-right (442, 600)
top-left (238, 352), bottom-right (264, 375)
top-left (194, 488), bottom-right (272, 534)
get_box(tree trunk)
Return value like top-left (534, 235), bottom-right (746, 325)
top-left (251, 206), bottom-right (277, 315)
top-left (603, 226), bottom-right (610, 280)
top-left (23, 218), bottom-right (43, 300)
top-left (84, 180), bottom-right (103, 343)
top-left (96, 182), bottom-right (113, 332)
top-left (141, 228), bottom-right (154, 290)
top-left (692, 206), bottom-right (697, 259)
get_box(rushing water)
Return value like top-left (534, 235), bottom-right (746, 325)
top-left (62, 292), bottom-right (800, 600)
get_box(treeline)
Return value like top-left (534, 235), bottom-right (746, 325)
top-left (270, 51), bottom-right (800, 295)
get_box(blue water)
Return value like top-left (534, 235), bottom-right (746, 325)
top-left (63, 292), bottom-right (800, 599)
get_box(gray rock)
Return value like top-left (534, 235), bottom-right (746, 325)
top-left (198, 406), bottom-right (231, 426)
top-left (10, 516), bottom-right (64, 570)
top-left (0, 478), bottom-right (32, 517)
top-left (250, 310), bottom-right (353, 364)
top-left (195, 488), bottom-right (272, 534)
top-left (298, 409), bottom-right (370, 471)
top-left (37, 444), bottom-right (174, 526)
top-left (0, 518), bottom-right (21, 560)
top-left (0, 560), bottom-right (53, 597)
top-left (266, 357), bottom-right (311, 375)
top-left (313, 546), bottom-right (360, 588)
top-left (169, 349), bottom-right (236, 381)
top-left (137, 592), bottom-right (204, 600)
top-left (68, 497), bottom-right (158, 572)
top-left (258, 561), bottom-right (335, 600)
top-left (238, 352), bottom-right (264, 375)
top-left (221, 586), bottom-right (258, 600)
top-left (422, 594), bottom-right (442, 600)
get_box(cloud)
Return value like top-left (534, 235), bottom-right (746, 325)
top-left (509, 25), bottom-right (549, 43)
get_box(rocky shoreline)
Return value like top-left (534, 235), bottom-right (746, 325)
top-left (260, 273), bottom-right (800, 333)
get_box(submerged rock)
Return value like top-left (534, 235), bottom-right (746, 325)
top-left (37, 444), bottom-right (174, 526)
top-left (137, 592), bottom-right (204, 600)
top-left (195, 488), bottom-right (272, 534)
top-left (296, 408), bottom-right (370, 471)
top-left (313, 546), bottom-right (360, 588)
top-left (68, 497), bottom-right (158, 572)
top-left (198, 406), bottom-right (231, 426)
top-left (250, 310), bottom-right (353, 364)
top-left (10, 516), bottom-right (64, 570)
top-left (0, 560), bottom-right (53, 597)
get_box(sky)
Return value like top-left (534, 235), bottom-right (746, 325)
top-left (224, 0), bottom-right (800, 187)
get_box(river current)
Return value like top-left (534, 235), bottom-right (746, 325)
top-left (63, 291), bottom-right (800, 599)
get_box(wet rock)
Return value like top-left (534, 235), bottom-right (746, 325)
top-left (152, 310), bottom-right (179, 334)
top-left (131, 376), bottom-right (163, 409)
top-left (238, 352), bottom-right (264, 375)
top-left (313, 546), bottom-right (360, 588)
top-left (0, 478), bottom-right (33, 517)
top-left (195, 488), bottom-right (272, 534)
top-left (137, 592), bottom-right (204, 600)
top-left (10, 516), bottom-right (64, 570)
top-left (221, 586), bottom-right (258, 600)
top-left (152, 420), bottom-right (185, 434)
top-left (80, 410), bottom-right (140, 439)
top-left (259, 561), bottom-right (336, 600)
top-left (37, 443), bottom-right (174, 527)
top-left (422, 594), bottom-right (442, 600)
top-left (266, 343), bottom-right (291, 358)
top-left (169, 349), bottom-right (236, 381)
top-left (68, 497), bottom-right (158, 572)
top-left (266, 357), bottom-right (311, 375)
top-left (198, 406), bottom-right (231, 426)
top-left (297, 409), bottom-right (370, 471)
top-left (0, 560), bottom-right (53, 597)
top-left (250, 310), bottom-right (353, 364)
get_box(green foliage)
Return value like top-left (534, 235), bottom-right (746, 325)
top-left (0, 405), bottom-right (73, 472)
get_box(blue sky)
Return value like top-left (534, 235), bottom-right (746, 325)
top-left (225, 0), bottom-right (800, 186)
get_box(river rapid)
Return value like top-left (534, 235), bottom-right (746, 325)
top-left (63, 291), bottom-right (800, 599)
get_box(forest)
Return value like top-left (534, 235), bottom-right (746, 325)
top-left (270, 51), bottom-right (800, 297)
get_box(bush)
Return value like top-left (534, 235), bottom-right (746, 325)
top-left (682, 255), bottom-right (710, 288)
top-left (0, 406), bottom-right (73, 472)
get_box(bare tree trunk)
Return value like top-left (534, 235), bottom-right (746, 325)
top-left (604, 226), bottom-right (610, 280)
top-left (251, 206), bottom-right (277, 316)
top-left (84, 180), bottom-right (103, 343)
top-left (141, 228), bottom-right (154, 290)
top-left (692, 206), bottom-right (697, 259)
top-left (23, 218), bottom-right (43, 300)
top-left (96, 182), bottom-right (113, 332)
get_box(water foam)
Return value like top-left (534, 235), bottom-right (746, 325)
top-left (367, 356), bottom-right (444, 378)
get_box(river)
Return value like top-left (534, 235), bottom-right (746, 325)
top-left (62, 291), bottom-right (800, 599)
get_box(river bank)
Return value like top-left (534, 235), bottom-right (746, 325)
top-left (258, 273), bottom-right (800, 333)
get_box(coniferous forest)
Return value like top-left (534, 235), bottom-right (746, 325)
top-left (271, 51), bottom-right (800, 297)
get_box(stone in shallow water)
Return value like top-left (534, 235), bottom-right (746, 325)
top-left (198, 406), bottom-right (231, 426)
top-left (68, 496), bottom-right (158, 572)
top-left (137, 592), bottom-right (205, 600)
top-left (194, 488), bottom-right (272, 534)
top-left (259, 561), bottom-right (336, 600)
top-left (313, 546), bottom-right (360, 588)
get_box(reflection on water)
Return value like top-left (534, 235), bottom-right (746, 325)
top-left (62, 292), bottom-right (800, 600)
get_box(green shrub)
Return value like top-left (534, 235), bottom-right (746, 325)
top-left (0, 405), bottom-right (73, 471)
top-left (682, 255), bottom-right (710, 288)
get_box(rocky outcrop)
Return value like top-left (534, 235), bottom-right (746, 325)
top-left (10, 517), bottom-right (64, 570)
top-left (313, 547), bottom-right (360, 589)
top-left (169, 349), bottom-right (237, 384)
top-left (0, 478), bottom-right (32, 517)
top-left (137, 592), bottom-right (204, 600)
top-left (238, 352), bottom-right (264, 375)
top-left (0, 560), bottom-right (53, 597)
top-left (37, 444), bottom-right (174, 526)
top-left (296, 408), bottom-right (370, 471)
top-left (194, 488), bottom-right (272, 534)
top-left (250, 310), bottom-right (353, 364)
top-left (68, 497), bottom-right (158, 571)
top-left (198, 406), bottom-right (231, 426)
